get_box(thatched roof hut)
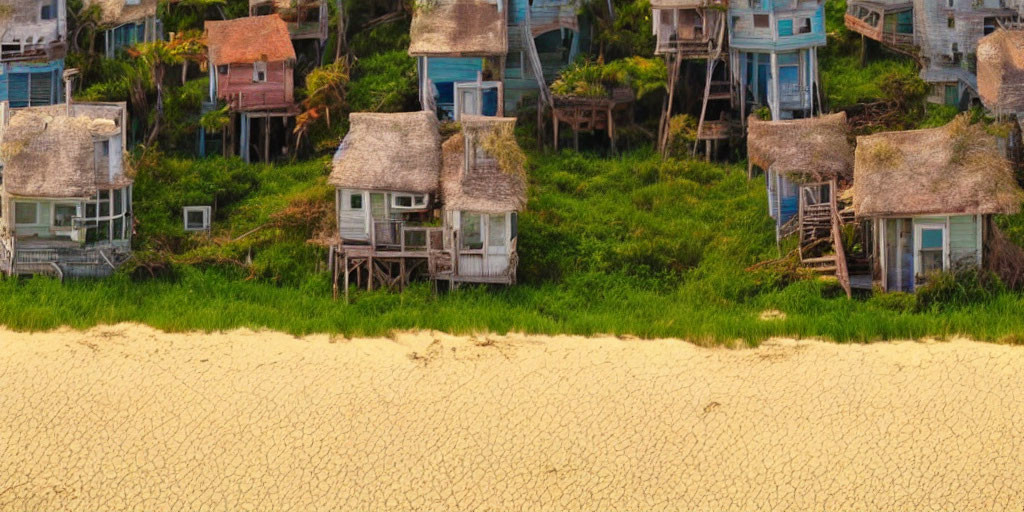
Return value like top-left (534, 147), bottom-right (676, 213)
top-left (408, 0), bottom-right (507, 57)
top-left (747, 112), bottom-right (853, 182)
top-left (205, 15), bottom-right (296, 66)
top-left (853, 116), bottom-right (1023, 218)
top-left (1, 107), bottom-right (128, 198)
top-left (84, 0), bottom-right (158, 26)
top-left (329, 111), bottom-right (442, 194)
top-left (441, 115), bottom-right (527, 214)
top-left (977, 29), bottom-right (1024, 113)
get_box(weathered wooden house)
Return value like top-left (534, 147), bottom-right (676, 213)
top-left (728, 0), bottom-right (826, 120)
top-left (438, 115), bottom-right (526, 285)
top-left (84, 0), bottom-right (162, 58)
top-left (853, 117), bottom-right (1023, 292)
top-left (652, 0), bottom-right (733, 157)
top-left (747, 112), bottom-right (856, 294)
top-left (408, 0), bottom-right (581, 119)
top-left (843, 0), bottom-right (914, 54)
top-left (977, 28), bottom-right (1024, 115)
top-left (0, 0), bottom-right (67, 108)
top-left (249, 0), bottom-right (328, 44)
top-left (204, 14), bottom-right (297, 163)
top-left (329, 110), bottom-right (444, 296)
top-left (0, 101), bottom-right (133, 278)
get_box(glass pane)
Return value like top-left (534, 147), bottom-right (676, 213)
top-left (920, 228), bottom-right (943, 249)
top-left (14, 203), bottom-right (36, 224)
top-left (187, 211), bottom-right (205, 229)
top-left (370, 193), bottom-right (386, 219)
top-left (54, 204), bottom-right (77, 227)
top-left (488, 214), bottom-right (506, 248)
top-left (920, 249), bottom-right (943, 274)
top-left (349, 193), bottom-right (362, 209)
top-left (114, 189), bottom-right (123, 215)
top-left (460, 213), bottom-right (483, 250)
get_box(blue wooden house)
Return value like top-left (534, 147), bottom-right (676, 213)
top-left (85, 0), bottom-right (162, 58)
top-left (408, 0), bottom-right (581, 119)
top-left (0, 0), bottom-right (68, 108)
top-left (728, 0), bottom-right (826, 120)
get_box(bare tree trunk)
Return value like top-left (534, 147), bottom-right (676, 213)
top-left (334, 0), bottom-right (347, 63)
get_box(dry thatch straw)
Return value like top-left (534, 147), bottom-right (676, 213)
top-left (853, 115), bottom-right (1023, 218)
top-left (84, 0), bottom-right (158, 26)
top-left (205, 15), bottom-right (296, 66)
top-left (408, 0), bottom-right (507, 57)
top-left (977, 29), bottom-right (1024, 113)
top-left (441, 116), bottom-right (526, 214)
top-left (2, 106), bottom-right (129, 198)
top-left (746, 112), bottom-right (853, 183)
top-left (329, 111), bottom-right (442, 194)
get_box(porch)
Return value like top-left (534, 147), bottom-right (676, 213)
top-left (0, 237), bottom-right (130, 279)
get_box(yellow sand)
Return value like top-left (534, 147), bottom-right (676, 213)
top-left (0, 324), bottom-right (1023, 511)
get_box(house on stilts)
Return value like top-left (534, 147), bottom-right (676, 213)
top-left (729, 0), bottom-right (826, 121)
top-left (328, 111), bottom-right (526, 299)
top-left (248, 0), bottom-right (329, 59)
top-left (203, 14), bottom-right (298, 163)
top-left (852, 117), bottom-right (1023, 292)
top-left (652, 0), bottom-right (735, 157)
top-left (0, 101), bottom-right (133, 278)
top-left (84, 0), bottom-right (162, 58)
top-left (747, 112), bottom-right (856, 295)
top-left (1, 0), bottom-right (67, 108)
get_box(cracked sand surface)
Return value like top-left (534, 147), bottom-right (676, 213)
top-left (1, 324), bottom-right (1023, 511)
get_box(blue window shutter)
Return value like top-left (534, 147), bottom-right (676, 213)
top-left (778, 19), bottom-right (793, 37)
top-left (8, 73), bottom-right (28, 108)
top-left (29, 72), bottom-right (53, 106)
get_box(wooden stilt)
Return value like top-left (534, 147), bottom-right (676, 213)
top-left (343, 254), bottom-right (350, 304)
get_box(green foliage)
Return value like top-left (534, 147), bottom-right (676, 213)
top-left (666, 114), bottom-right (696, 157)
top-left (820, 55), bottom-right (921, 109)
top-left (915, 268), bottom-right (1004, 312)
top-left (551, 57), bottom-right (666, 99)
top-left (582, 0), bottom-right (656, 60)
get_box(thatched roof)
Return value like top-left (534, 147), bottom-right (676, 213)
top-left (329, 111), bottom-right (441, 194)
top-left (205, 15), bottom-right (296, 66)
top-left (1, 106), bottom-right (129, 198)
top-left (977, 29), bottom-right (1024, 113)
top-left (441, 115), bottom-right (526, 214)
top-left (408, 0), bottom-right (507, 57)
top-left (84, 0), bottom-right (158, 27)
top-left (853, 117), bottom-right (1023, 218)
top-left (747, 112), bottom-right (853, 182)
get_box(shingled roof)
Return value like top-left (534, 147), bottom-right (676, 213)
top-left (329, 111), bottom-right (442, 194)
top-left (408, 0), bottom-right (507, 57)
top-left (84, 0), bottom-right (158, 27)
top-left (441, 116), bottom-right (527, 214)
top-left (977, 29), bottom-right (1024, 113)
top-left (1, 105), bottom-right (130, 198)
top-left (747, 112), bottom-right (854, 182)
top-left (205, 15), bottom-right (296, 66)
top-left (853, 116), bottom-right (1023, 217)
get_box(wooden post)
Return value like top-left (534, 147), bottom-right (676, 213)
top-left (263, 115), bottom-right (271, 163)
top-left (343, 254), bottom-right (350, 303)
top-left (552, 110), bottom-right (559, 151)
top-left (367, 256), bottom-right (374, 291)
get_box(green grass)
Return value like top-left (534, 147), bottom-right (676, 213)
top-left (3, 149), bottom-right (1024, 344)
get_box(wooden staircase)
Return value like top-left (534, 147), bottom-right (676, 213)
top-left (798, 180), bottom-right (852, 298)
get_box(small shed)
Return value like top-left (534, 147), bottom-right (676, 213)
top-left (0, 102), bottom-right (133, 278)
top-left (205, 14), bottom-right (297, 163)
top-left (853, 117), bottom-right (1023, 292)
top-left (85, 0), bottom-right (162, 58)
top-left (651, 0), bottom-right (728, 57)
top-left (439, 115), bottom-right (526, 285)
top-left (249, 0), bottom-right (328, 42)
top-left (329, 111), bottom-right (442, 245)
top-left (408, 0), bottom-right (507, 119)
top-left (977, 29), bottom-right (1024, 114)
top-left (747, 112), bottom-right (853, 240)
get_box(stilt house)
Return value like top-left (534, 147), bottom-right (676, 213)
top-left (0, 101), bottom-right (133, 278)
top-left (747, 112), bottom-right (855, 294)
top-left (843, 0), bottom-right (914, 53)
top-left (1, 0), bottom-right (67, 108)
top-left (853, 117), bottom-right (1023, 292)
top-left (438, 115), bottom-right (526, 285)
top-left (204, 14), bottom-right (297, 163)
top-left (84, 0), bottom-right (162, 58)
top-left (977, 29), bottom-right (1024, 115)
top-left (249, 0), bottom-right (328, 44)
top-left (729, 0), bottom-right (826, 120)
top-left (408, 0), bottom-right (507, 120)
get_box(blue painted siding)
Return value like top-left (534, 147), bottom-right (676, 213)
top-left (729, 5), bottom-right (826, 51)
top-left (509, 0), bottom-right (528, 24)
top-left (0, 60), bottom-right (64, 107)
top-left (426, 57), bottom-right (484, 85)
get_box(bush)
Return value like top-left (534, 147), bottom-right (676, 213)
top-left (914, 268), bottom-right (1004, 312)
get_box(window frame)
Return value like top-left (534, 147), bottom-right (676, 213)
top-left (13, 201), bottom-right (39, 226)
top-left (51, 203), bottom-right (80, 229)
top-left (183, 205), bottom-right (212, 232)
top-left (913, 222), bottom-right (949, 280)
top-left (253, 61), bottom-right (268, 83)
top-left (390, 193), bottom-right (429, 211)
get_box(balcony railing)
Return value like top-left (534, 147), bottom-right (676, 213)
top-left (369, 220), bottom-right (443, 253)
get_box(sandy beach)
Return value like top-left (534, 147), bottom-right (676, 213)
top-left (0, 324), bottom-right (1022, 511)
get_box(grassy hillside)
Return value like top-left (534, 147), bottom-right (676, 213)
top-left (3, 149), bottom-right (1024, 343)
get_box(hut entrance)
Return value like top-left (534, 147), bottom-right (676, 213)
top-left (882, 218), bottom-right (914, 292)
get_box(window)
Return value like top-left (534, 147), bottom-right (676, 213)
top-left (183, 206), bottom-right (212, 232)
top-left (126, 0), bottom-right (141, 6)
top-left (53, 204), bottom-right (78, 228)
top-left (947, 17), bottom-right (955, 28)
top-left (14, 202), bottom-right (37, 225)
top-left (40, 1), bottom-right (55, 20)
top-left (778, 19), bottom-right (793, 37)
top-left (217, 65), bottom-right (228, 75)
top-left (391, 193), bottom-right (428, 210)
top-left (947, 0), bottom-right (954, 7)
top-left (797, 17), bottom-right (812, 34)
top-left (754, 14), bottom-right (770, 28)
top-left (917, 225), bottom-right (945, 277)
top-left (253, 61), bottom-right (267, 83)
top-left (349, 192), bottom-right (363, 210)
top-left (984, 17), bottom-right (997, 35)
top-left (101, 140), bottom-right (110, 157)
top-left (488, 214), bottom-right (507, 248)
top-left (460, 213), bottom-right (483, 250)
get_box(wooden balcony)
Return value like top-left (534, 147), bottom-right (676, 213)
top-left (0, 40), bottom-right (66, 63)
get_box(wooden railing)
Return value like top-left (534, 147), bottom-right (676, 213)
top-left (831, 206), bottom-right (852, 298)
top-left (369, 220), bottom-right (442, 252)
